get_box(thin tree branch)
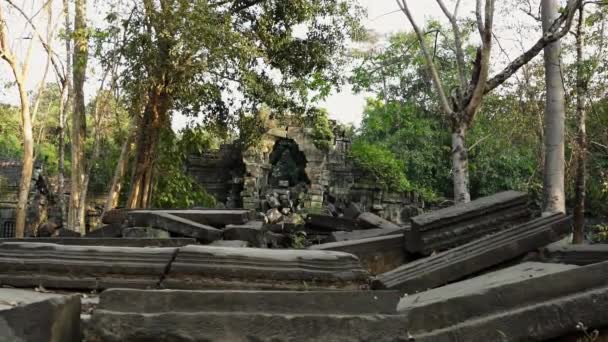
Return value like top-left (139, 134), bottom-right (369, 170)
top-left (436, 0), bottom-right (467, 90)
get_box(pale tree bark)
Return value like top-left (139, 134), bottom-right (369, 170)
top-left (68, 0), bottom-right (88, 233)
top-left (572, 4), bottom-right (586, 243)
top-left (0, 4), bottom-right (36, 238)
top-left (541, 0), bottom-right (566, 215)
top-left (59, 0), bottom-right (73, 228)
top-left (397, 0), bottom-right (581, 204)
top-left (103, 119), bottom-right (135, 215)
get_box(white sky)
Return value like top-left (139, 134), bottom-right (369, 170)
top-left (0, 0), bottom-right (544, 130)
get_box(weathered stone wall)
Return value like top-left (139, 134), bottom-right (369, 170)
top-left (187, 125), bottom-right (424, 224)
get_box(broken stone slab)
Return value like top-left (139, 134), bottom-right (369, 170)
top-left (330, 226), bottom-right (407, 242)
top-left (0, 238), bottom-right (196, 247)
top-left (407, 190), bottom-right (530, 254)
top-left (342, 202), bottom-right (362, 219)
top-left (357, 212), bottom-right (401, 230)
top-left (163, 245), bottom-right (371, 290)
top-left (85, 223), bottom-right (123, 238)
top-left (0, 242), bottom-right (177, 290)
top-left (127, 211), bottom-right (221, 242)
top-left (397, 262), bottom-right (582, 333)
top-left (101, 209), bottom-right (129, 225)
top-left (166, 209), bottom-right (253, 227)
top-left (96, 288), bottom-right (401, 315)
top-left (412, 285), bottom-right (608, 342)
top-left (122, 226), bottom-right (171, 239)
top-left (1, 288), bottom-right (81, 342)
top-left (54, 228), bottom-right (82, 237)
top-left (223, 221), bottom-right (285, 248)
top-left (541, 241), bottom-right (608, 265)
top-left (306, 214), bottom-right (361, 231)
top-left (85, 311), bottom-right (409, 342)
top-left (209, 240), bottom-right (250, 248)
top-left (309, 234), bottom-right (409, 275)
top-left (373, 213), bottom-right (571, 292)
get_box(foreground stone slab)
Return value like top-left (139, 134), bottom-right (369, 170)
top-left (85, 289), bottom-right (407, 342)
top-left (397, 262), bottom-right (580, 332)
top-left (407, 190), bottom-right (530, 254)
top-left (128, 211), bottom-right (222, 242)
top-left (330, 226), bottom-right (407, 242)
top-left (209, 240), bottom-right (250, 247)
top-left (97, 288), bottom-right (401, 314)
top-left (0, 238), bottom-right (196, 247)
top-left (412, 285), bottom-right (608, 342)
top-left (542, 241), bottom-right (608, 265)
top-left (374, 213), bottom-right (571, 292)
top-left (122, 226), bottom-right (171, 238)
top-left (1, 288), bottom-right (81, 341)
top-left (309, 234), bottom-right (408, 274)
top-left (0, 242), bottom-right (176, 290)
top-left (164, 245), bottom-right (370, 290)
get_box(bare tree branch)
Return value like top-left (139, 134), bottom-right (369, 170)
top-left (436, 0), bottom-right (467, 90)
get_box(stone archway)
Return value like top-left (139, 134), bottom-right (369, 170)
top-left (242, 126), bottom-right (327, 212)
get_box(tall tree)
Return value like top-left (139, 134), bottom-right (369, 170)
top-left (108, 0), bottom-right (362, 208)
top-left (541, 0), bottom-right (566, 214)
top-left (397, 0), bottom-right (581, 203)
top-left (69, 0), bottom-right (88, 232)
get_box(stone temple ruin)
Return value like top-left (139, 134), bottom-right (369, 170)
top-left (186, 122), bottom-right (423, 226)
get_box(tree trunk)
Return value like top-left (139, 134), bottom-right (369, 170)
top-left (102, 121), bottom-right (134, 214)
top-left (68, 0), bottom-right (88, 233)
top-left (573, 5), bottom-right (586, 244)
top-left (14, 74), bottom-right (34, 238)
top-left (126, 90), bottom-right (168, 209)
top-left (451, 121), bottom-right (471, 204)
top-left (58, 0), bottom-right (72, 229)
top-left (541, 0), bottom-right (566, 215)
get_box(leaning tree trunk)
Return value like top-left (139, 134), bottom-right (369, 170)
top-left (126, 89), bottom-right (168, 209)
top-left (573, 5), bottom-right (587, 244)
top-left (541, 0), bottom-right (566, 215)
top-left (102, 120), bottom-right (134, 215)
top-left (58, 0), bottom-right (72, 229)
top-left (451, 121), bottom-right (471, 204)
top-left (14, 75), bottom-right (34, 238)
top-left (68, 0), bottom-right (88, 233)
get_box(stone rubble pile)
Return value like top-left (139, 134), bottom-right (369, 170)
top-left (2, 190), bottom-right (608, 341)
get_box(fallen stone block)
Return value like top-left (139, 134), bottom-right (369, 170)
top-left (412, 285), bottom-right (608, 342)
top-left (357, 212), bottom-right (401, 230)
top-left (163, 245), bottom-right (371, 290)
top-left (1, 288), bottom-right (81, 342)
top-left (96, 288), bottom-right (401, 315)
top-left (407, 190), bottom-right (530, 254)
top-left (85, 223), bottom-right (123, 238)
top-left (101, 209), bottom-right (129, 225)
top-left (0, 238), bottom-right (196, 247)
top-left (209, 240), bottom-right (250, 247)
top-left (85, 289), bottom-right (407, 342)
top-left (122, 226), bottom-right (171, 239)
top-left (165, 209), bottom-right (252, 227)
top-left (373, 213), bottom-right (571, 292)
top-left (306, 214), bottom-right (361, 231)
top-left (330, 226), bottom-right (407, 242)
top-left (541, 241), bottom-right (608, 265)
top-left (309, 234), bottom-right (408, 274)
top-left (54, 228), bottom-right (82, 237)
top-left (0, 242), bottom-right (176, 290)
top-left (222, 221), bottom-right (269, 247)
top-left (128, 211), bottom-right (221, 242)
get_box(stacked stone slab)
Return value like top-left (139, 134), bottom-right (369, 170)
top-left (397, 261), bottom-right (608, 341)
top-left (309, 234), bottom-right (407, 274)
top-left (541, 241), bottom-right (608, 265)
top-left (127, 211), bottom-right (222, 242)
top-left (407, 190), bottom-right (530, 254)
top-left (374, 213), bottom-right (571, 292)
top-left (163, 245), bottom-right (370, 290)
top-left (1, 288), bottom-right (81, 341)
top-left (0, 242), bottom-right (176, 290)
top-left (85, 289), bottom-right (408, 341)
top-left (0, 237), bottom-right (196, 247)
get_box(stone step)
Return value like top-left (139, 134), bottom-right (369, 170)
top-left (373, 213), bottom-right (571, 292)
top-left (97, 288), bottom-right (401, 315)
top-left (309, 234), bottom-right (408, 275)
top-left (0, 238), bottom-right (196, 247)
top-left (407, 190), bottom-right (530, 254)
top-left (542, 241), bottom-right (608, 265)
top-left (163, 245), bottom-right (370, 290)
top-left (1, 288), bottom-right (81, 341)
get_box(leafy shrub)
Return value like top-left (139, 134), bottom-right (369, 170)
top-left (349, 140), bottom-right (411, 193)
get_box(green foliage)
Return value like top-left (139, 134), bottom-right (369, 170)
top-left (0, 104), bottom-right (22, 159)
top-left (349, 140), bottom-right (411, 193)
top-left (305, 108), bottom-right (334, 152)
top-left (588, 224), bottom-right (608, 244)
top-left (152, 128), bottom-right (217, 209)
